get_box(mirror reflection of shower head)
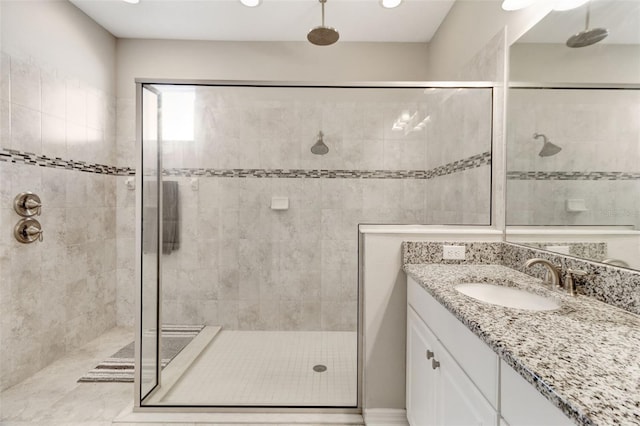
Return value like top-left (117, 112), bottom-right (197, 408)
top-left (311, 131), bottom-right (329, 155)
top-left (307, 0), bottom-right (340, 46)
top-left (566, 1), bottom-right (608, 48)
top-left (533, 133), bottom-right (562, 157)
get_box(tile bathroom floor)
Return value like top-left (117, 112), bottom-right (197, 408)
top-left (0, 327), bottom-right (134, 426)
top-left (159, 330), bottom-right (358, 407)
top-left (0, 328), bottom-right (360, 425)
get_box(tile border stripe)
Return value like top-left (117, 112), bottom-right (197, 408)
top-left (507, 171), bottom-right (640, 181)
top-left (1, 147), bottom-right (490, 180)
top-left (163, 152), bottom-right (492, 179)
top-left (0, 148), bottom-right (135, 176)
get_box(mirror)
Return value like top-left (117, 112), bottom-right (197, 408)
top-left (506, 0), bottom-right (640, 270)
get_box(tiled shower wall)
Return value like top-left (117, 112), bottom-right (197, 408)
top-left (116, 86), bottom-right (494, 329)
top-left (507, 88), bottom-right (640, 228)
top-left (0, 52), bottom-right (118, 390)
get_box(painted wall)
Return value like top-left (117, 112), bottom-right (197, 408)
top-left (428, 0), bottom-right (550, 80)
top-left (116, 39), bottom-right (430, 99)
top-left (510, 43), bottom-right (640, 84)
top-left (0, 1), bottom-right (118, 390)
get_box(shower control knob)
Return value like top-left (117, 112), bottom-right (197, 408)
top-left (13, 192), bottom-right (42, 217)
top-left (14, 218), bottom-right (43, 243)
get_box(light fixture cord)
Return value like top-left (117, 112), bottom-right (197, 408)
top-left (321, 0), bottom-right (326, 26)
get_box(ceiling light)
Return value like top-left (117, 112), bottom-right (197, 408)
top-left (552, 0), bottom-right (588, 11)
top-left (122, 0), bottom-right (140, 4)
top-left (380, 0), bottom-right (402, 9)
top-left (240, 0), bottom-right (261, 7)
top-left (501, 0), bottom-right (534, 11)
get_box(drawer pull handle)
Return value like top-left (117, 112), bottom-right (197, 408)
top-left (432, 359), bottom-right (440, 370)
top-left (426, 350), bottom-right (434, 359)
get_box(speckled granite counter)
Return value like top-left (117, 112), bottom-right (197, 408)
top-left (403, 264), bottom-right (640, 426)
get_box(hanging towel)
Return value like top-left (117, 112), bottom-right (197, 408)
top-left (142, 180), bottom-right (180, 255)
top-left (162, 181), bottom-right (180, 255)
top-left (142, 180), bottom-right (158, 255)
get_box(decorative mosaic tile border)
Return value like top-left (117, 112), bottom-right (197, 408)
top-left (163, 151), bottom-right (492, 179)
top-left (1, 147), bottom-right (490, 180)
top-left (507, 171), bottom-right (640, 181)
top-left (0, 148), bottom-right (135, 176)
top-left (402, 240), bottom-right (640, 316)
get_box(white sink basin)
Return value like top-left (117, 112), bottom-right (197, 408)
top-left (455, 283), bottom-right (560, 311)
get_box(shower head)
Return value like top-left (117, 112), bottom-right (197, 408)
top-left (533, 133), bottom-right (562, 157)
top-left (311, 131), bottom-right (329, 155)
top-left (308, 0), bottom-right (339, 46)
top-left (566, 2), bottom-right (608, 48)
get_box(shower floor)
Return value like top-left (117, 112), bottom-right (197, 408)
top-left (157, 330), bottom-right (358, 407)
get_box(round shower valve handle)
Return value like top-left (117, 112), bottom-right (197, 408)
top-left (14, 218), bottom-right (43, 243)
top-left (13, 192), bottom-right (42, 217)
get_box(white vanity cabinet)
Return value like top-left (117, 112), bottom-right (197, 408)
top-left (500, 360), bottom-right (573, 426)
top-left (407, 278), bottom-right (497, 426)
top-left (406, 276), bottom-right (573, 426)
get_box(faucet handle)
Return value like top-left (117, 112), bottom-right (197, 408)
top-left (564, 269), bottom-right (587, 296)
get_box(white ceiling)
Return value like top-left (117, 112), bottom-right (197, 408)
top-left (518, 0), bottom-right (640, 44)
top-left (69, 0), bottom-right (456, 43)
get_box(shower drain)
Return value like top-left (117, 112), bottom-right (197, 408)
top-left (313, 364), bottom-right (327, 373)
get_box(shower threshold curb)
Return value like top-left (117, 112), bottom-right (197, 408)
top-left (113, 405), bottom-right (364, 424)
top-left (144, 325), bottom-right (221, 404)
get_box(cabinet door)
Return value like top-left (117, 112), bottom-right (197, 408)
top-left (501, 360), bottom-right (573, 426)
top-left (407, 307), bottom-right (438, 426)
top-left (436, 343), bottom-right (498, 426)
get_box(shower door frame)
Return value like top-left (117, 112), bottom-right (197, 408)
top-left (133, 79), bottom-right (497, 414)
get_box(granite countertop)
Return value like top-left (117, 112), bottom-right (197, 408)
top-left (403, 264), bottom-right (640, 426)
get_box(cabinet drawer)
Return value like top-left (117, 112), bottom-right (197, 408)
top-left (408, 276), bottom-right (499, 409)
top-left (501, 360), bottom-right (573, 426)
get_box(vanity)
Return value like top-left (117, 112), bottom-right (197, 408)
top-left (404, 263), bottom-right (640, 426)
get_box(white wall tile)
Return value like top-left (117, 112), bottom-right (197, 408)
top-left (10, 56), bottom-right (40, 111)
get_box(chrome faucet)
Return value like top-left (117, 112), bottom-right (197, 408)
top-left (524, 258), bottom-right (562, 289)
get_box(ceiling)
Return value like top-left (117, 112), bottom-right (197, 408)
top-left (69, 0), bottom-right (456, 43)
top-left (518, 0), bottom-right (640, 44)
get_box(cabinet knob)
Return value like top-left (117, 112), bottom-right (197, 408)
top-left (432, 358), bottom-right (440, 370)
top-left (426, 350), bottom-right (434, 359)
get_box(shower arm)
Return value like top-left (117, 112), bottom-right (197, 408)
top-left (533, 133), bottom-right (548, 144)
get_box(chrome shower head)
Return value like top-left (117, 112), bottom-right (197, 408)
top-left (533, 133), bottom-right (562, 157)
top-left (307, 0), bottom-right (339, 46)
top-left (566, 1), bottom-right (608, 48)
top-left (311, 131), bottom-right (329, 155)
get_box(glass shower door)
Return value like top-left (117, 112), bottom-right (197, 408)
top-left (140, 85), bottom-right (161, 400)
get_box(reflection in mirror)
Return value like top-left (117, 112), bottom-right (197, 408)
top-left (506, 0), bottom-right (640, 270)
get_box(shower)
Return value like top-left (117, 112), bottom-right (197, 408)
top-left (533, 133), bottom-right (562, 157)
top-left (307, 0), bottom-right (339, 46)
top-left (311, 131), bottom-right (329, 155)
top-left (566, 1), bottom-right (608, 48)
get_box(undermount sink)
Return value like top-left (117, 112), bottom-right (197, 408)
top-left (455, 283), bottom-right (560, 311)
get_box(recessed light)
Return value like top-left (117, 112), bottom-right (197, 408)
top-left (240, 0), bottom-right (261, 7)
top-left (552, 0), bottom-right (588, 11)
top-left (122, 0), bottom-right (140, 4)
top-left (501, 0), bottom-right (534, 11)
top-left (380, 0), bottom-right (402, 9)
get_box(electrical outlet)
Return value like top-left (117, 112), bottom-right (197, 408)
top-left (443, 245), bottom-right (466, 260)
